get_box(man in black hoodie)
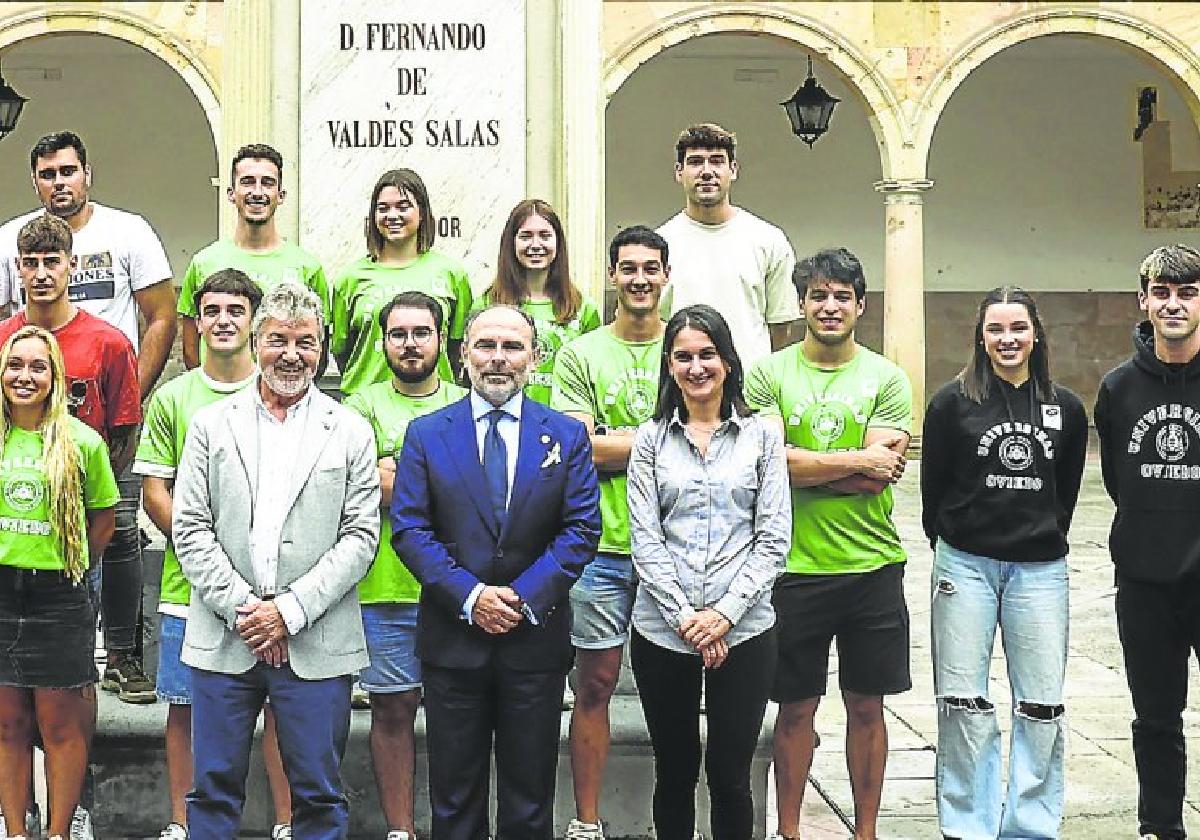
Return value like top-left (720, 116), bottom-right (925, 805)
top-left (1095, 243), bottom-right (1200, 840)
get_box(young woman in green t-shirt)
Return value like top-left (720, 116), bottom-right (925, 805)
top-left (331, 168), bottom-right (473, 394)
top-left (0, 326), bottom-right (118, 840)
top-left (476, 199), bottom-right (601, 404)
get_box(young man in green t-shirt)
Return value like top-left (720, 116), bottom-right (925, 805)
top-left (744, 248), bottom-right (911, 840)
top-left (134, 270), bottom-right (292, 840)
top-left (344, 290), bottom-right (466, 840)
top-left (178, 143), bottom-right (329, 369)
top-left (551, 226), bottom-right (669, 840)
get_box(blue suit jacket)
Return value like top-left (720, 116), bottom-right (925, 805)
top-left (391, 395), bottom-right (601, 671)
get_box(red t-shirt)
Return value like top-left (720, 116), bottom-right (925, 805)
top-left (0, 309), bottom-right (141, 441)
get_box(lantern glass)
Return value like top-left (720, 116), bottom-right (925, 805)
top-left (0, 76), bottom-right (27, 139)
top-left (780, 71), bottom-right (840, 147)
top-left (0, 97), bottom-right (25, 137)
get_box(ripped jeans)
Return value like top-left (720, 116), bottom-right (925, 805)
top-left (931, 540), bottom-right (1068, 840)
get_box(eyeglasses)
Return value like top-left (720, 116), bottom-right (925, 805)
top-left (385, 327), bottom-right (436, 346)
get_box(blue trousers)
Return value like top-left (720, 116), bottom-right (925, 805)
top-left (187, 662), bottom-right (352, 840)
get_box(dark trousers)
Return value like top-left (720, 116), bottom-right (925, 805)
top-left (423, 661), bottom-right (565, 840)
top-left (630, 628), bottom-right (776, 840)
top-left (188, 663), bottom-right (352, 840)
top-left (99, 468), bottom-right (143, 652)
top-left (1115, 572), bottom-right (1200, 840)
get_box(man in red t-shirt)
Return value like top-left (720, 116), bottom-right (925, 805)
top-left (3, 216), bottom-right (140, 450)
top-left (4, 216), bottom-right (142, 706)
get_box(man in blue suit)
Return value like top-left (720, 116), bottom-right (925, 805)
top-left (392, 304), bottom-right (601, 839)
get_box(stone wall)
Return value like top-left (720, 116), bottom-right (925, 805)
top-left (855, 291), bottom-right (1140, 416)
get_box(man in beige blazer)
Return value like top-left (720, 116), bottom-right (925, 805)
top-left (173, 281), bottom-right (379, 840)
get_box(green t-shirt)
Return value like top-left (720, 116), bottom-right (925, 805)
top-left (133, 369), bottom-right (255, 607)
top-left (178, 239), bottom-right (330, 318)
top-left (0, 419), bottom-right (119, 571)
top-left (472, 294), bottom-right (602, 405)
top-left (331, 253), bottom-right (472, 396)
top-left (345, 379), bottom-right (467, 604)
top-left (551, 326), bottom-right (662, 555)
top-left (745, 345), bottom-right (912, 575)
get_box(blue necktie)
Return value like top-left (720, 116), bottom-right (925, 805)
top-left (484, 408), bottom-right (509, 528)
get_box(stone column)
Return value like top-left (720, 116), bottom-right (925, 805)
top-left (270, 0), bottom-right (301, 242)
top-left (874, 178), bottom-right (934, 432)
top-left (560, 0), bottom-right (606, 311)
top-left (219, 0), bottom-right (275, 236)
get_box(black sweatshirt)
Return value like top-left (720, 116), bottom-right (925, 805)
top-left (1095, 321), bottom-right (1200, 583)
top-left (921, 376), bottom-right (1088, 562)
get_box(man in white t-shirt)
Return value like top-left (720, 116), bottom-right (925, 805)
top-left (657, 122), bottom-right (800, 368)
top-left (0, 132), bottom-right (178, 729)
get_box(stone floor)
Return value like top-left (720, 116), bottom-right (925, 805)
top-left (788, 453), bottom-right (1200, 839)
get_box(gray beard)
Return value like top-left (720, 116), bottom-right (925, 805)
top-left (261, 365), bottom-right (313, 398)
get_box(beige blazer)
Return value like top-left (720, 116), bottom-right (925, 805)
top-left (172, 384), bottom-right (380, 680)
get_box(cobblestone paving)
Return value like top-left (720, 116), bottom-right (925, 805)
top-left (792, 455), bottom-right (1200, 839)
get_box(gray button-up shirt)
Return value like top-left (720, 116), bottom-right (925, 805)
top-left (627, 409), bottom-right (791, 654)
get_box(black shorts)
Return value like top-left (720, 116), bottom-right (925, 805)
top-left (771, 563), bottom-right (911, 702)
top-left (0, 565), bottom-right (97, 689)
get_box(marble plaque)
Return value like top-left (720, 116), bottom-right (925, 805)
top-left (299, 1), bottom-right (527, 288)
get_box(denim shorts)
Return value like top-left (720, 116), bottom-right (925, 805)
top-left (156, 613), bottom-right (192, 705)
top-left (360, 602), bottom-right (421, 693)
top-left (569, 553), bottom-right (636, 649)
top-left (0, 565), bottom-right (97, 689)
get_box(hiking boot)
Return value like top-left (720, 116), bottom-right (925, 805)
top-left (101, 654), bottom-right (156, 704)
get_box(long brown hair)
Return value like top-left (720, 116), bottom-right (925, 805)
top-left (0, 326), bottom-right (88, 582)
top-left (486, 199), bottom-right (581, 325)
top-left (959, 286), bottom-right (1055, 404)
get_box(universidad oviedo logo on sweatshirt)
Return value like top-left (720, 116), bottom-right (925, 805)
top-left (975, 420), bottom-right (1055, 491)
top-left (1127, 402), bottom-right (1200, 480)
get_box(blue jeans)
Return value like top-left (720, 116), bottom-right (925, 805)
top-left (930, 540), bottom-right (1068, 840)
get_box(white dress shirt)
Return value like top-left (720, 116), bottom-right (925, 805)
top-left (462, 389), bottom-right (534, 624)
top-left (247, 383), bottom-right (312, 635)
top-left (470, 389), bottom-right (522, 505)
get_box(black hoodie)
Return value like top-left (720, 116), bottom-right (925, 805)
top-left (1095, 321), bottom-right (1200, 582)
top-left (922, 375), bottom-right (1087, 562)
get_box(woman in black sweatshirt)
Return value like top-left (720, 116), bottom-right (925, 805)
top-left (921, 286), bottom-right (1087, 840)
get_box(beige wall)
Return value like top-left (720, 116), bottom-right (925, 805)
top-left (0, 32), bottom-right (219, 282)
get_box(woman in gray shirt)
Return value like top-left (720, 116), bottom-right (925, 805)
top-left (627, 304), bottom-right (790, 840)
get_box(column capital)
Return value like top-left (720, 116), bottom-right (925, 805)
top-left (874, 178), bottom-right (935, 204)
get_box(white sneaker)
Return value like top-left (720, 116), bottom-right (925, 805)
top-left (271, 825), bottom-right (293, 840)
top-left (159, 823), bottom-right (189, 840)
top-left (385, 832), bottom-right (414, 840)
top-left (564, 819), bottom-right (604, 840)
top-left (68, 806), bottom-right (93, 840)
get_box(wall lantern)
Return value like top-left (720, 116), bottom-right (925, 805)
top-left (780, 55), bottom-right (839, 148)
top-left (0, 60), bottom-right (27, 141)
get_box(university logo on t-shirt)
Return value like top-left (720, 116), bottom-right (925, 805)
top-left (603, 368), bottom-right (656, 423)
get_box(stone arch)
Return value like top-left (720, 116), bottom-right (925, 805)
top-left (603, 3), bottom-right (908, 179)
top-left (0, 6), bottom-right (219, 150)
top-left (916, 7), bottom-right (1200, 171)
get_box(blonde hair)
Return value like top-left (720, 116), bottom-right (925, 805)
top-left (0, 326), bottom-right (87, 581)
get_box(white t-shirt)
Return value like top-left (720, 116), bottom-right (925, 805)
top-left (658, 207), bottom-right (799, 368)
top-left (0, 202), bottom-right (172, 351)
